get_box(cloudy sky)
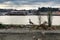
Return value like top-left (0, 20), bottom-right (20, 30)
top-left (0, 0), bottom-right (60, 10)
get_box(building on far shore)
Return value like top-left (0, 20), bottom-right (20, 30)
top-left (0, 7), bottom-right (60, 16)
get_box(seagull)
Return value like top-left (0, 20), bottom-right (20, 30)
top-left (29, 19), bottom-right (34, 24)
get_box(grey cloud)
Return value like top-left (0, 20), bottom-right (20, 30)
top-left (0, 0), bottom-right (60, 9)
top-left (0, 0), bottom-right (60, 5)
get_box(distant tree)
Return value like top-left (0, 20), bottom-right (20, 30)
top-left (29, 10), bottom-right (31, 13)
top-left (36, 7), bottom-right (41, 15)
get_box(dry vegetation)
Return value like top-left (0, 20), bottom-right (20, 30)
top-left (0, 23), bottom-right (59, 30)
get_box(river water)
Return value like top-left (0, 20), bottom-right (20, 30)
top-left (0, 16), bottom-right (60, 25)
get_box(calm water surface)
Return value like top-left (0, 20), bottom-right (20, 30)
top-left (0, 16), bottom-right (60, 25)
